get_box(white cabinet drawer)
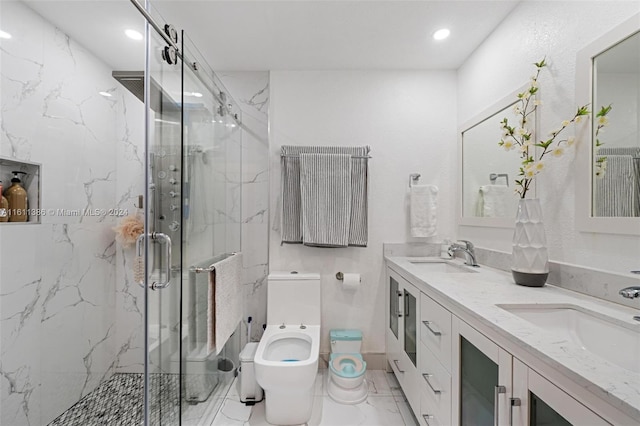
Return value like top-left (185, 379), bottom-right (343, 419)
top-left (419, 342), bottom-right (452, 426)
top-left (420, 390), bottom-right (446, 426)
top-left (420, 293), bottom-right (452, 371)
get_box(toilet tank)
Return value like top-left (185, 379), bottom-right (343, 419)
top-left (330, 329), bottom-right (362, 354)
top-left (267, 272), bottom-right (320, 326)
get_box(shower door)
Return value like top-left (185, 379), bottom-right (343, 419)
top-left (141, 4), bottom-right (184, 425)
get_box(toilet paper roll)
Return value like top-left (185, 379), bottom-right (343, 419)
top-left (342, 273), bottom-right (361, 291)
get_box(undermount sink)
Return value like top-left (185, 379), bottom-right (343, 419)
top-left (498, 303), bottom-right (640, 373)
top-left (407, 259), bottom-right (477, 273)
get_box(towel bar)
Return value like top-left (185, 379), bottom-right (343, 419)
top-left (190, 252), bottom-right (237, 273)
top-left (280, 154), bottom-right (371, 159)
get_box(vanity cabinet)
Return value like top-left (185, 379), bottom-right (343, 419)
top-left (511, 359), bottom-right (609, 426)
top-left (385, 265), bottom-right (616, 426)
top-left (386, 268), bottom-right (421, 414)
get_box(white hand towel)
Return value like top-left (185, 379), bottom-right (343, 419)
top-left (478, 184), bottom-right (510, 217)
top-left (410, 184), bottom-right (438, 237)
top-left (208, 252), bottom-right (243, 355)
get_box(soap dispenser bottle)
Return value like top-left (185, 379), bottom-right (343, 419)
top-left (6, 171), bottom-right (28, 222)
top-left (0, 180), bottom-right (8, 222)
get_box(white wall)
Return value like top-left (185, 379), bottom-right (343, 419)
top-left (457, 0), bottom-right (640, 273)
top-left (269, 71), bottom-right (457, 354)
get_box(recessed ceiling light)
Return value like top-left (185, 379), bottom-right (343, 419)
top-left (433, 28), bottom-right (450, 41)
top-left (99, 91), bottom-right (112, 97)
top-left (184, 92), bottom-right (203, 98)
top-left (125, 29), bottom-right (143, 41)
top-left (0, 30), bottom-right (12, 39)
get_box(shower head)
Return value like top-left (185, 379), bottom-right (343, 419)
top-left (112, 70), bottom-right (179, 113)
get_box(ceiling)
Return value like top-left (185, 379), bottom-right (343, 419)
top-left (23, 0), bottom-right (521, 72)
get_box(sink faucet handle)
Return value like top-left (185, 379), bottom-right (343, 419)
top-left (458, 240), bottom-right (474, 250)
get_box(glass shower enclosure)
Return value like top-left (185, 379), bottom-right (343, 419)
top-left (0, 0), bottom-right (242, 424)
top-left (138, 2), bottom-right (243, 424)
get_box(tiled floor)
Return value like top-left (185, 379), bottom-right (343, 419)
top-left (210, 370), bottom-right (419, 426)
top-left (48, 373), bottom-right (180, 426)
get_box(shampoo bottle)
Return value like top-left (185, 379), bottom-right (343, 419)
top-left (6, 171), bottom-right (28, 222)
top-left (0, 181), bottom-right (8, 223)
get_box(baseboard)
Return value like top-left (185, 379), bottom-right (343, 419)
top-left (318, 352), bottom-right (387, 370)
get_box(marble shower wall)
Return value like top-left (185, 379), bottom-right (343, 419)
top-left (218, 72), bottom-right (270, 343)
top-left (0, 2), bottom-right (145, 425)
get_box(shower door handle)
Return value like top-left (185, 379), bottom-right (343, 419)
top-left (136, 232), bottom-right (172, 290)
top-left (150, 232), bottom-right (172, 290)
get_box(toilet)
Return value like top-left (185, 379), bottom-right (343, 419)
top-left (254, 272), bottom-right (321, 425)
top-left (327, 329), bottom-right (368, 404)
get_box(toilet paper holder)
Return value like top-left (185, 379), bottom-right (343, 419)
top-left (336, 272), bottom-right (360, 281)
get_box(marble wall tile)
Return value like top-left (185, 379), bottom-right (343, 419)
top-left (218, 72), bottom-right (270, 344)
top-left (1, 2), bottom-right (145, 424)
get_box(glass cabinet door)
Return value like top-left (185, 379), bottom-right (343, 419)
top-left (403, 288), bottom-right (417, 366)
top-left (529, 392), bottom-right (571, 426)
top-left (389, 276), bottom-right (399, 338)
top-left (456, 320), bottom-right (512, 426)
top-left (460, 336), bottom-right (498, 426)
top-left (512, 359), bottom-right (610, 426)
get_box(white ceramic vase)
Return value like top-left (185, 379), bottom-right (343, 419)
top-left (511, 198), bottom-right (549, 287)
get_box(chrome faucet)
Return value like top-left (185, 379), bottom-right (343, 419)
top-left (619, 286), bottom-right (640, 299)
top-left (448, 240), bottom-right (479, 267)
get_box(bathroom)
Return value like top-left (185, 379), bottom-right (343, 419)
top-left (0, 0), bottom-right (638, 425)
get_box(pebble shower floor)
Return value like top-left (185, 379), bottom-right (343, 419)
top-left (48, 373), bottom-right (179, 425)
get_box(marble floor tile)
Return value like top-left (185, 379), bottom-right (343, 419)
top-left (309, 395), bottom-right (406, 425)
top-left (365, 370), bottom-right (395, 396)
top-left (384, 371), bottom-right (405, 396)
top-left (214, 371), bottom-right (417, 426)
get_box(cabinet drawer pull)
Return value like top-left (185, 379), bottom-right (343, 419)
top-left (422, 414), bottom-right (434, 425)
top-left (422, 320), bottom-right (442, 336)
top-left (422, 373), bottom-right (442, 394)
top-left (393, 359), bottom-right (405, 373)
top-left (397, 290), bottom-right (404, 317)
top-left (494, 385), bottom-right (506, 426)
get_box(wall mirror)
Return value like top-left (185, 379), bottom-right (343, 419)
top-left (576, 13), bottom-right (640, 235)
top-left (458, 85), bottom-right (534, 228)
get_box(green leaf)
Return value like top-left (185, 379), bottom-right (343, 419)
top-left (596, 104), bottom-right (612, 117)
top-left (576, 105), bottom-right (590, 116)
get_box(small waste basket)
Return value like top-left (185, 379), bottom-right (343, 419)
top-left (238, 342), bottom-right (263, 405)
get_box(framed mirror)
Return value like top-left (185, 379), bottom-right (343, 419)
top-left (458, 85), bottom-right (535, 228)
top-left (576, 13), bottom-right (640, 235)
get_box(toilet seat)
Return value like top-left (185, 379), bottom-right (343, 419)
top-left (329, 354), bottom-right (366, 378)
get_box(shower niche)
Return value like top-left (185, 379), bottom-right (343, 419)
top-left (0, 157), bottom-right (41, 224)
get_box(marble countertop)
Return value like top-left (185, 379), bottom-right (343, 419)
top-left (385, 255), bottom-right (640, 422)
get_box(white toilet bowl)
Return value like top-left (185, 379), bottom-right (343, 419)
top-left (255, 325), bottom-right (320, 425)
top-left (254, 272), bottom-right (321, 425)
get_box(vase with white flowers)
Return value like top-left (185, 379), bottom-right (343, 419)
top-left (498, 58), bottom-right (610, 287)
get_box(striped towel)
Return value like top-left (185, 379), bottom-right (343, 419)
top-left (300, 153), bottom-right (352, 247)
top-left (594, 155), bottom-right (636, 217)
top-left (281, 145), bottom-right (370, 247)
